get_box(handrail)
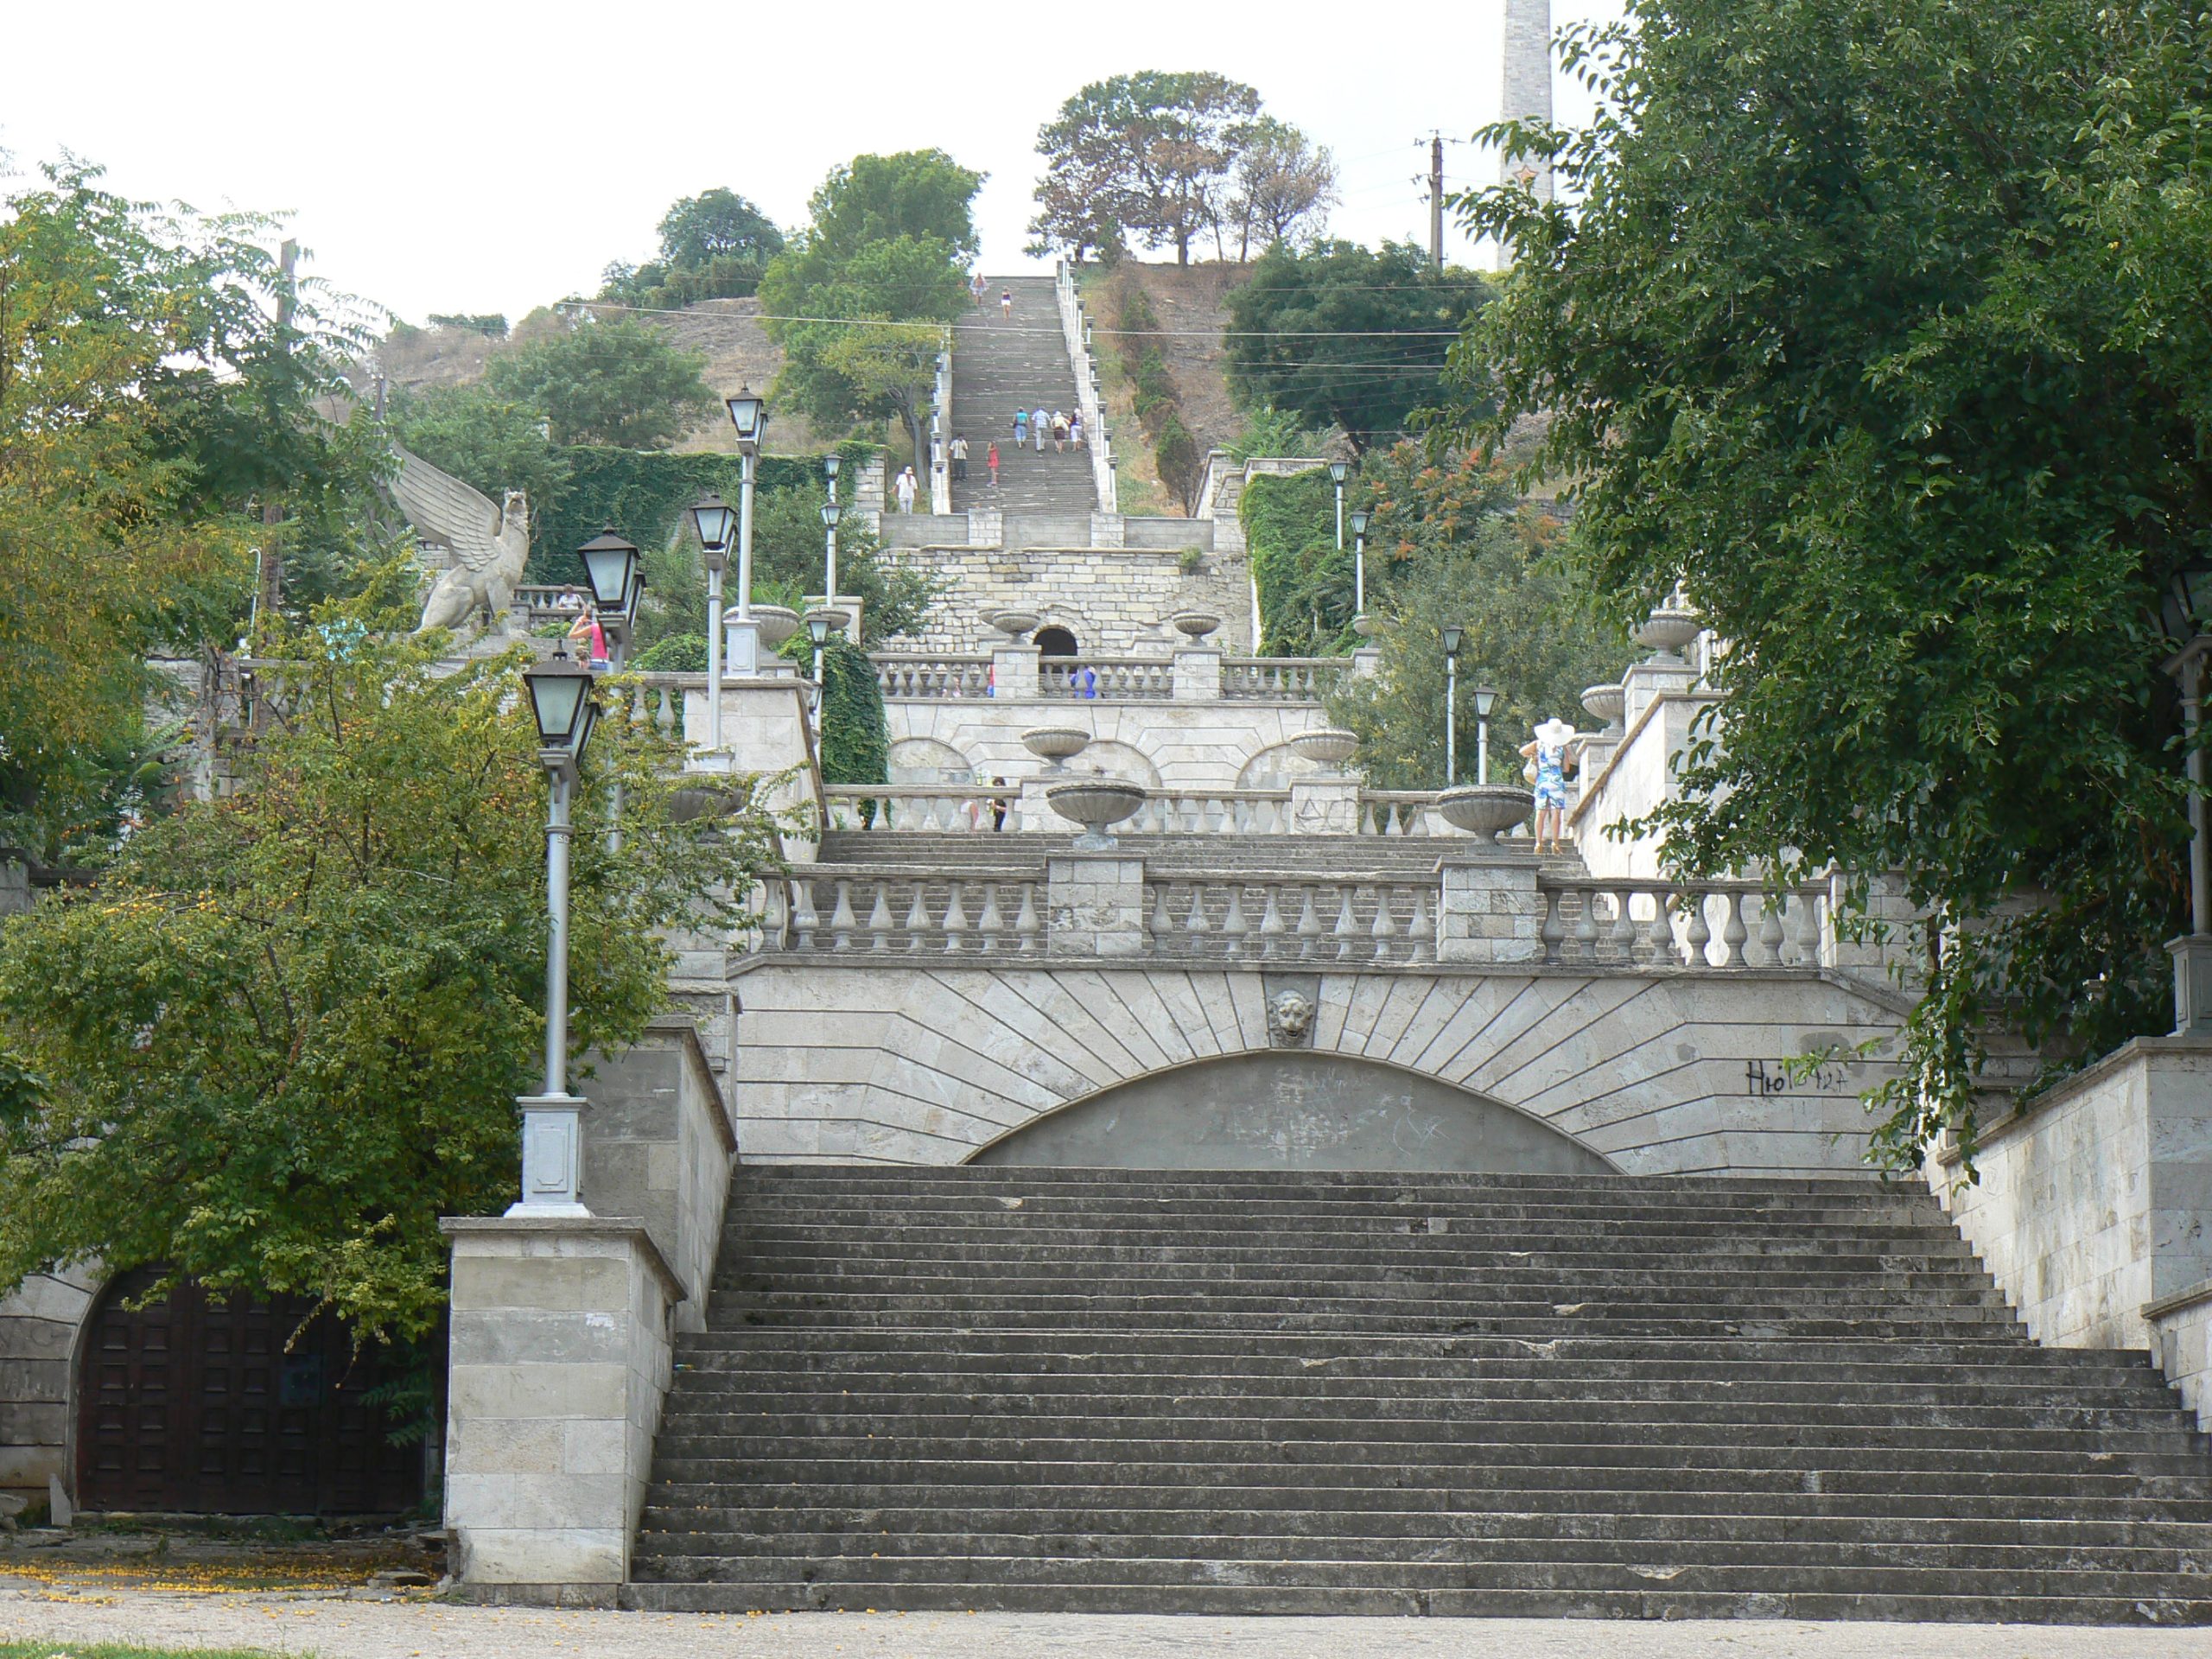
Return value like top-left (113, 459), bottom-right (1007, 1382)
top-left (1533, 874), bottom-right (1828, 970)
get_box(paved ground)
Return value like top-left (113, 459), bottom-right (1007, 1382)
top-left (5, 1588), bottom-right (2212, 1659)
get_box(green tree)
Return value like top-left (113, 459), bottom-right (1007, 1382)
top-left (385, 382), bottom-right (573, 554)
top-left (601, 188), bottom-right (785, 308)
top-left (1030, 72), bottom-right (1262, 265)
top-left (1224, 242), bottom-right (1490, 452)
top-left (1451, 0), bottom-right (2212, 1167)
top-left (1224, 116), bottom-right (1338, 260)
top-left (485, 316), bottom-right (715, 448)
top-left (0, 614), bottom-right (785, 1339)
top-left (760, 157), bottom-right (979, 471)
top-left (0, 160), bottom-right (383, 865)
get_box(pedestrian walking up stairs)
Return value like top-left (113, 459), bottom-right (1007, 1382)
top-left (626, 1166), bottom-right (2212, 1622)
top-left (950, 276), bottom-right (1096, 515)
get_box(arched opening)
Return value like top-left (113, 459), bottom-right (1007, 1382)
top-left (968, 1052), bottom-right (1617, 1174)
top-left (887, 737), bottom-right (975, 785)
top-left (1033, 626), bottom-right (1078, 658)
top-left (75, 1268), bottom-right (424, 1516)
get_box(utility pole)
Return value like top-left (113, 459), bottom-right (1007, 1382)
top-left (256, 238), bottom-right (299, 632)
top-left (1429, 134), bottom-right (1446, 270)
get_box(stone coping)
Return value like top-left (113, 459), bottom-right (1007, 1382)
top-left (439, 1216), bottom-right (683, 1304)
top-left (1937, 1035), bottom-right (2212, 1167)
top-left (2145, 1278), bottom-right (2212, 1325)
top-left (640, 1013), bottom-right (736, 1157)
top-left (1567, 685), bottom-right (1725, 831)
top-left (730, 955), bottom-right (1885, 994)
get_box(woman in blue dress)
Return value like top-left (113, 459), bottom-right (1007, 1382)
top-left (1518, 716), bottom-right (1580, 855)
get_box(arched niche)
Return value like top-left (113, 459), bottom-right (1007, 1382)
top-left (1238, 741), bottom-right (1326, 791)
top-left (1072, 739), bottom-right (1161, 790)
top-left (1033, 626), bottom-right (1078, 658)
top-left (887, 737), bottom-right (975, 785)
top-left (967, 1051), bottom-right (1618, 1174)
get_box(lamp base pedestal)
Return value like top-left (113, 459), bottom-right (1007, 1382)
top-left (2172, 936), bottom-right (2212, 1036)
top-left (506, 1093), bottom-right (591, 1217)
top-left (724, 618), bottom-right (761, 677)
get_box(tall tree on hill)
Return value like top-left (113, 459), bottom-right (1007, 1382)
top-left (1224, 117), bottom-right (1338, 259)
top-left (760, 154), bottom-right (979, 472)
top-left (601, 188), bottom-right (785, 308)
top-left (484, 315), bottom-right (715, 448)
top-left (1031, 72), bottom-right (1262, 265)
top-left (1224, 241), bottom-right (1490, 451)
top-left (1447, 0), bottom-right (2212, 1167)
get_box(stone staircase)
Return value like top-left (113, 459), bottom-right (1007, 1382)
top-left (950, 277), bottom-right (1096, 515)
top-left (625, 1166), bottom-right (2212, 1622)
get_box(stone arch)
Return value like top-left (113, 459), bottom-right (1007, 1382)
top-left (1071, 739), bottom-right (1161, 789)
top-left (887, 736), bottom-right (974, 785)
top-left (1033, 626), bottom-right (1078, 658)
top-left (1238, 741), bottom-right (1325, 791)
top-left (965, 1050), bottom-right (1619, 1174)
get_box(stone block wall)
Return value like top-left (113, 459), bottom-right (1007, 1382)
top-left (882, 696), bottom-right (1329, 795)
top-left (1932, 1038), bottom-right (2212, 1353)
top-left (886, 543), bottom-right (1251, 656)
top-left (0, 1267), bottom-right (99, 1503)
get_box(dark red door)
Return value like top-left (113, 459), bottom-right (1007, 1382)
top-left (77, 1268), bottom-right (423, 1514)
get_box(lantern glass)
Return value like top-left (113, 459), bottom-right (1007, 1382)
top-left (524, 656), bottom-right (594, 750)
top-left (1329, 461), bottom-right (1348, 486)
top-left (725, 388), bottom-right (767, 447)
top-left (690, 494), bottom-right (735, 553)
top-left (1349, 509), bottom-right (1370, 538)
top-left (1442, 625), bottom-right (1464, 657)
top-left (577, 529), bottom-right (639, 612)
top-left (822, 502), bottom-right (843, 530)
top-left (823, 453), bottom-right (842, 481)
top-left (2166, 564), bottom-right (2212, 641)
top-left (1473, 686), bottom-right (1499, 719)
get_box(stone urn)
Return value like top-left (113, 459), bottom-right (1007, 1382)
top-left (1351, 613), bottom-right (1381, 639)
top-left (1437, 783), bottom-right (1535, 843)
top-left (1580, 682), bottom-right (1626, 732)
top-left (1046, 779), bottom-right (1147, 851)
top-left (1022, 727), bottom-right (1091, 771)
top-left (1291, 727), bottom-right (1361, 770)
top-left (1633, 607), bottom-right (1701, 663)
top-left (1169, 610), bottom-right (1222, 641)
top-left (990, 608), bottom-right (1040, 642)
top-left (749, 604), bottom-right (801, 651)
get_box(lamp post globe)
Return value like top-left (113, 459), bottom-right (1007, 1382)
top-left (725, 387), bottom-right (768, 454)
top-left (823, 452), bottom-right (842, 490)
top-left (724, 388), bottom-right (770, 671)
top-left (690, 495), bottom-right (734, 572)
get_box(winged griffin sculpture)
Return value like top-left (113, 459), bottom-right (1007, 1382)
top-left (387, 448), bottom-right (532, 634)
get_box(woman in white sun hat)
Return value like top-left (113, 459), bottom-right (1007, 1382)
top-left (1520, 715), bottom-right (1581, 855)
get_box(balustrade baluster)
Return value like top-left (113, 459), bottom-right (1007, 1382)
top-left (902, 887), bottom-right (928, 952)
top-left (976, 884), bottom-right (1003, 954)
top-left (1645, 890), bottom-right (1677, 963)
top-left (1795, 889), bottom-right (1824, 966)
top-left (1406, 804), bottom-right (1429, 838)
top-left (1295, 887), bottom-right (1321, 959)
top-left (1573, 886), bottom-right (1599, 961)
top-left (1406, 887), bottom-right (1431, 963)
top-left (1381, 803), bottom-right (1402, 838)
top-left (1184, 886), bottom-right (1211, 939)
top-left (1754, 898), bottom-right (1785, 967)
top-left (1679, 890), bottom-right (1711, 966)
top-left (867, 885), bottom-right (892, 951)
top-left (1015, 883), bottom-right (1040, 954)
top-left (941, 881), bottom-right (968, 952)
top-left (1150, 884), bottom-right (1173, 938)
top-left (1232, 798), bottom-right (1254, 834)
top-left (1719, 891), bottom-right (1748, 968)
top-left (1611, 887), bottom-right (1641, 961)
top-left (1541, 888), bottom-right (1566, 963)
top-left (792, 880), bottom-right (817, 950)
top-left (1223, 885), bottom-right (1249, 956)
top-left (830, 880), bottom-right (856, 950)
top-left (628, 683), bottom-right (647, 727)
top-left (657, 686), bottom-right (677, 733)
top-left (1370, 887), bottom-right (1395, 959)
top-left (1204, 798), bottom-right (1226, 835)
top-left (1332, 887), bottom-right (1358, 958)
top-left (1258, 887), bottom-right (1286, 957)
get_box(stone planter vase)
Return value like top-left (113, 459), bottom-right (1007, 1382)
top-left (1290, 728), bottom-right (1360, 768)
top-left (1022, 727), bottom-right (1091, 770)
top-left (990, 609), bottom-right (1040, 642)
top-left (750, 605), bottom-right (801, 651)
top-left (1351, 613), bottom-right (1380, 639)
top-left (1580, 682), bottom-right (1626, 732)
top-left (1169, 610), bottom-right (1222, 640)
top-left (1437, 783), bottom-right (1535, 843)
top-left (1633, 608), bottom-right (1701, 662)
top-left (1046, 779), bottom-right (1147, 851)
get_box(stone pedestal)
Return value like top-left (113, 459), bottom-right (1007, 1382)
top-left (1622, 658), bottom-right (1700, 734)
top-left (2171, 935), bottom-right (2212, 1034)
top-left (722, 616), bottom-right (761, 677)
top-left (1172, 647), bottom-right (1222, 702)
top-left (1090, 512), bottom-right (1127, 548)
top-left (1288, 777), bottom-right (1362, 836)
top-left (1351, 646), bottom-right (1382, 680)
top-left (442, 1217), bottom-right (681, 1602)
top-left (1435, 855), bottom-right (1545, 963)
top-left (992, 644), bottom-right (1041, 701)
top-left (1046, 854), bottom-right (1146, 957)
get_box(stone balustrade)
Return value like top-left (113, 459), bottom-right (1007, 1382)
top-left (871, 652), bottom-right (1345, 704)
top-left (1041, 658), bottom-right (1175, 700)
top-left (822, 785), bottom-right (1466, 839)
top-left (782, 868), bottom-right (1045, 955)
top-left (1142, 877), bottom-right (1435, 963)
top-left (1536, 876), bottom-right (1829, 970)
top-left (874, 655), bottom-right (994, 699)
top-left (1219, 658), bottom-right (1348, 701)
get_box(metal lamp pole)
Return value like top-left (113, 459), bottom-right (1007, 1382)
top-left (690, 495), bottom-right (734, 753)
top-left (724, 388), bottom-right (768, 674)
top-left (2161, 566), bottom-right (2212, 1033)
top-left (1330, 461), bottom-right (1348, 563)
top-left (511, 651), bottom-right (599, 1217)
top-left (823, 454), bottom-right (842, 608)
top-left (1443, 625), bottom-right (1463, 785)
top-left (1350, 508), bottom-right (1370, 620)
top-left (803, 607), bottom-right (850, 745)
top-left (1474, 686), bottom-right (1498, 786)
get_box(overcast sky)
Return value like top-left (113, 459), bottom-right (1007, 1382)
top-left (5, 0), bottom-right (1615, 327)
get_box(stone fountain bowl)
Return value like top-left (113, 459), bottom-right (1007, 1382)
top-left (750, 604), bottom-right (801, 651)
top-left (990, 608), bottom-right (1041, 641)
top-left (1290, 727), bottom-right (1361, 767)
top-left (1351, 613), bottom-right (1380, 639)
top-left (1022, 727), bottom-right (1091, 766)
top-left (1169, 610), bottom-right (1222, 640)
top-left (1437, 783), bottom-right (1535, 842)
top-left (1633, 607), bottom-right (1701, 658)
top-left (1580, 682), bottom-right (1626, 729)
top-left (1046, 779), bottom-right (1148, 850)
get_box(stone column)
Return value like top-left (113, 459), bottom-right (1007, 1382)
top-left (1172, 646), bottom-right (1222, 702)
top-left (1435, 855), bottom-right (1545, 963)
top-left (442, 1217), bottom-right (681, 1602)
top-left (1046, 853), bottom-right (1146, 957)
top-left (992, 644), bottom-right (1041, 701)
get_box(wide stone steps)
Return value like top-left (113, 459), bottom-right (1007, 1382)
top-left (626, 1166), bottom-right (2212, 1622)
top-left (950, 276), bottom-right (1093, 515)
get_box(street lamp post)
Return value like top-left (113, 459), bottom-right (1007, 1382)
top-left (822, 501), bottom-right (842, 613)
top-left (1329, 461), bottom-right (1348, 562)
top-left (1474, 685), bottom-right (1498, 787)
top-left (1443, 625), bottom-right (1463, 785)
top-left (1349, 507), bottom-right (1370, 624)
top-left (725, 386), bottom-right (769, 674)
top-left (511, 649), bottom-right (599, 1217)
top-left (689, 494), bottom-right (735, 753)
top-left (803, 607), bottom-right (850, 744)
top-left (576, 530), bottom-right (642, 852)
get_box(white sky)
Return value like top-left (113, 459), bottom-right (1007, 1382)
top-left (4, 0), bottom-right (1615, 327)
